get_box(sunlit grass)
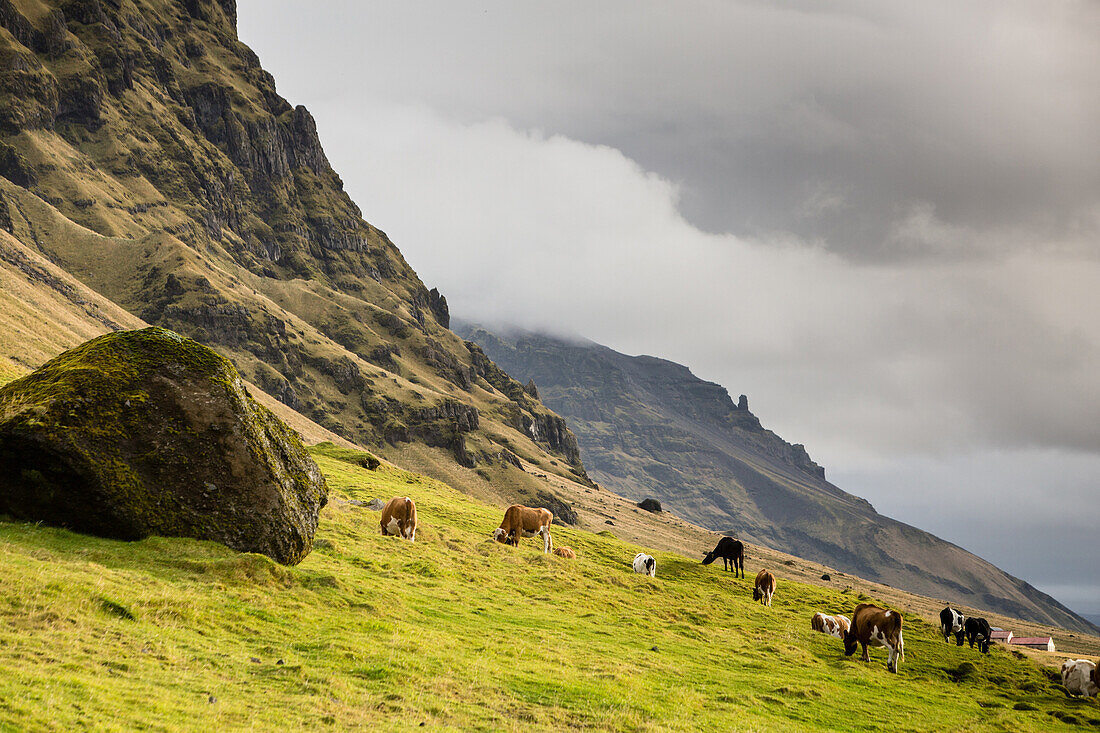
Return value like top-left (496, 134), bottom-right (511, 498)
top-left (0, 445), bottom-right (1096, 730)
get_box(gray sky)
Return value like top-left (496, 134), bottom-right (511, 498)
top-left (238, 1), bottom-right (1100, 615)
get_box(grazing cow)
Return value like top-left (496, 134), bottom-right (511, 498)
top-left (964, 616), bottom-right (992, 654)
top-left (844, 603), bottom-right (905, 673)
top-left (379, 496), bottom-right (417, 541)
top-left (1060, 659), bottom-right (1099, 697)
top-left (939, 606), bottom-right (965, 646)
top-left (553, 546), bottom-right (576, 559)
top-left (632, 552), bottom-right (657, 577)
top-left (702, 536), bottom-right (745, 578)
top-left (752, 569), bottom-right (776, 606)
top-left (492, 505), bottom-right (553, 553)
top-left (811, 612), bottom-right (851, 640)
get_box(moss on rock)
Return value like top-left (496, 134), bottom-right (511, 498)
top-left (0, 327), bottom-right (327, 565)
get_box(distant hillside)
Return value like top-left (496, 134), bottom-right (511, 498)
top-left (0, 0), bottom-right (588, 494)
top-left (457, 323), bottom-right (1098, 634)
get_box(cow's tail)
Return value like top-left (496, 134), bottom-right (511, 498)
top-left (897, 627), bottom-right (905, 662)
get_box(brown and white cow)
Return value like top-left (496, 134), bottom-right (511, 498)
top-left (492, 505), bottom-right (553, 553)
top-left (553, 546), bottom-right (576, 559)
top-left (380, 496), bottom-right (418, 541)
top-left (752, 569), bottom-right (776, 606)
top-left (1060, 659), bottom-right (1099, 697)
top-left (811, 612), bottom-right (851, 640)
top-left (844, 603), bottom-right (904, 673)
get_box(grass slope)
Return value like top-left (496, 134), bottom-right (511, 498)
top-left (1, 447), bottom-right (1096, 731)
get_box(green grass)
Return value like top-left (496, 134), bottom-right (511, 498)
top-left (0, 449), bottom-right (1097, 731)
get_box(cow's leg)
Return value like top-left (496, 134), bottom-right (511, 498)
top-left (861, 643), bottom-right (870, 663)
top-left (542, 528), bottom-right (551, 554)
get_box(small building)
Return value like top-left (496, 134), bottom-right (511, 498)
top-left (991, 629), bottom-right (1013, 643)
top-left (1009, 636), bottom-right (1055, 652)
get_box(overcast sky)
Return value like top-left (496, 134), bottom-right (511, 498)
top-left (238, 1), bottom-right (1100, 615)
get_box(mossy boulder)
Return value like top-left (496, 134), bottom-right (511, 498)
top-left (0, 327), bottom-right (327, 565)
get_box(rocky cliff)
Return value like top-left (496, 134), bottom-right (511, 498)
top-left (0, 0), bottom-right (588, 486)
top-left (457, 322), bottom-right (1097, 633)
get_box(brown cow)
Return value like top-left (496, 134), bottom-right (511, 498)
top-left (752, 569), bottom-right (776, 606)
top-left (553, 546), bottom-right (576, 559)
top-left (380, 496), bottom-right (418, 541)
top-left (492, 505), bottom-right (553, 553)
top-left (844, 603), bottom-right (904, 673)
top-left (811, 612), bottom-right (851, 640)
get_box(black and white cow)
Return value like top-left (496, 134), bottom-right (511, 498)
top-left (939, 606), bottom-right (965, 646)
top-left (633, 552), bottom-right (657, 577)
top-left (964, 616), bottom-right (991, 654)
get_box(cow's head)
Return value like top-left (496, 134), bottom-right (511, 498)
top-left (702, 551), bottom-right (716, 565)
top-left (492, 528), bottom-right (508, 544)
top-left (752, 586), bottom-right (762, 602)
top-left (843, 629), bottom-right (859, 657)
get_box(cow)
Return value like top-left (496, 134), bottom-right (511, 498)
top-left (633, 553), bottom-right (657, 577)
top-left (1060, 659), bottom-right (1099, 697)
top-left (964, 616), bottom-right (991, 654)
top-left (379, 496), bottom-right (417, 541)
top-left (844, 603), bottom-right (904, 673)
top-left (553, 546), bottom-right (576, 559)
top-left (492, 505), bottom-right (553, 553)
top-left (752, 569), bottom-right (776, 606)
top-left (939, 606), bottom-right (965, 646)
top-left (702, 536), bottom-right (744, 578)
top-left (811, 612), bottom-right (851, 640)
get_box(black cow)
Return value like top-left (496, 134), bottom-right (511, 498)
top-left (939, 606), bottom-right (965, 646)
top-left (702, 536), bottom-right (744, 578)
top-left (964, 616), bottom-right (991, 653)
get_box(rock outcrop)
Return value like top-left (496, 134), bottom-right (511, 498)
top-left (0, 327), bottom-right (327, 564)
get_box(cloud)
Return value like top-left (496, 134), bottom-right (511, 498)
top-left (301, 102), bottom-right (1100, 459)
top-left (240, 0), bottom-right (1100, 260)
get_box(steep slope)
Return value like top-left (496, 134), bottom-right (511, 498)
top-left (0, 0), bottom-right (587, 490)
top-left (457, 323), bottom-right (1097, 634)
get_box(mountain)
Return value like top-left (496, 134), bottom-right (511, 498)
top-left (0, 0), bottom-right (589, 496)
top-left (456, 323), bottom-right (1098, 634)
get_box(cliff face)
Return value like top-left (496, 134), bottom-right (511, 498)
top-left (457, 323), bottom-right (1097, 634)
top-left (0, 0), bottom-right (587, 484)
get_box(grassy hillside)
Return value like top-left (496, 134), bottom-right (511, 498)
top-left (458, 324), bottom-right (1096, 634)
top-left (1, 447), bottom-right (1096, 731)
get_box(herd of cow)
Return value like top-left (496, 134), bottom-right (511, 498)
top-left (378, 498), bottom-right (1099, 694)
top-left (940, 606), bottom-right (1100, 698)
